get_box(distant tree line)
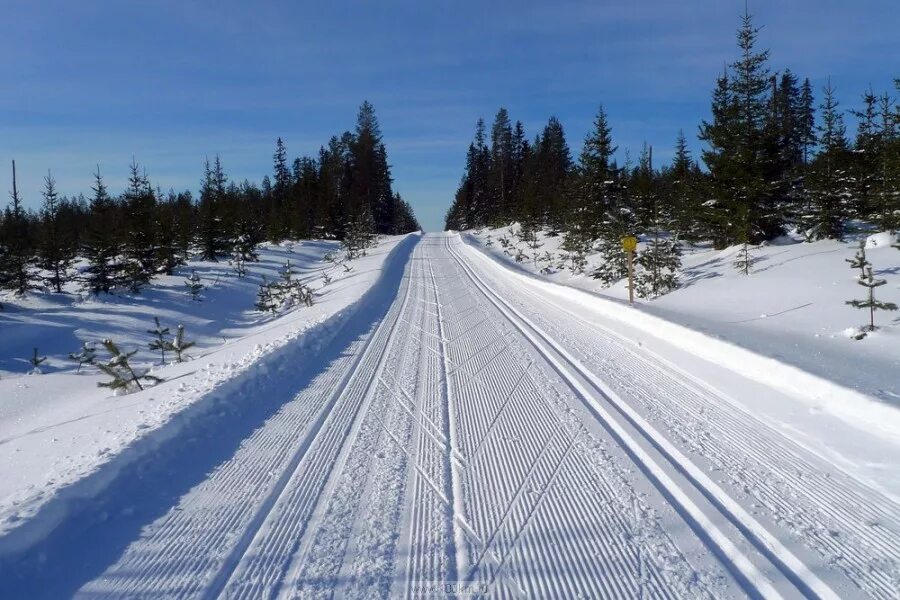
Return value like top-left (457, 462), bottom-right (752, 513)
top-left (445, 11), bottom-right (900, 269)
top-left (0, 101), bottom-right (420, 296)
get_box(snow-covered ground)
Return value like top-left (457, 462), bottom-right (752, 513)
top-left (464, 225), bottom-right (900, 406)
top-left (1, 231), bottom-right (897, 599)
top-left (0, 233), bottom-right (418, 549)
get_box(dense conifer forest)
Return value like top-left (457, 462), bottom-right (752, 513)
top-left (0, 101), bottom-right (420, 296)
top-left (444, 12), bottom-right (900, 275)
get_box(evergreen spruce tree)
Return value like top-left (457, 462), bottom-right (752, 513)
top-left (845, 240), bottom-right (869, 278)
top-left (591, 237), bottom-right (629, 287)
top-left (29, 347), bottom-right (47, 374)
top-left (847, 265), bottom-right (897, 332)
top-left (875, 92), bottom-right (899, 231)
top-left (631, 143), bottom-right (656, 230)
top-left (184, 270), bottom-right (204, 301)
top-left (666, 131), bottom-right (703, 240)
top-left (172, 324), bottom-right (195, 363)
top-left (634, 146), bottom-right (682, 297)
top-left (489, 107), bottom-right (515, 223)
top-left (68, 341), bottom-right (97, 373)
top-left (255, 276), bottom-right (278, 315)
top-left (636, 237), bottom-right (681, 298)
top-left (83, 166), bottom-right (121, 293)
top-left (0, 160), bottom-right (36, 295)
top-left (806, 80), bottom-right (851, 240)
top-left (699, 9), bottom-right (780, 246)
top-left (570, 105), bottom-right (617, 258)
top-left (349, 102), bottom-right (396, 234)
top-left (533, 117), bottom-right (573, 231)
top-left (154, 187), bottom-right (186, 276)
top-left (97, 338), bottom-right (161, 393)
top-left (198, 156), bottom-right (231, 261)
top-left (733, 241), bottom-right (755, 275)
top-left (851, 89), bottom-right (881, 221)
top-left (445, 119), bottom-right (491, 230)
top-left (37, 170), bottom-right (75, 293)
top-left (121, 159), bottom-right (159, 292)
top-left (147, 316), bottom-right (171, 364)
top-left (799, 78), bottom-right (817, 166)
top-left (268, 137), bottom-right (291, 242)
top-left (230, 232), bottom-right (258, 277)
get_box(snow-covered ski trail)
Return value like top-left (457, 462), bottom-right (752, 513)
top-left (420, 235), bottom-right (736, 599)
top-left (7, 232), bottom-right (897, 599)
top-left (72, 244), bottom-right (420, 599)
top-left (457, 235), bottom-right (900, 599)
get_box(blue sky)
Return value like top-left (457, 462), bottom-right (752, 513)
top-left (3, 1), bottom-right (898, 231)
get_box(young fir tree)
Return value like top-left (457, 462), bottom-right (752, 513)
top-left (172, 324), bottom-right (195, 363)
top-left (255, 276), bottom-right (278, 315)
top-left (342, 208), bottom-right (376, 259)
top-left (0, 160), bottom-right (36, 296)
top-left (268, 137), bottom-right (291, 242)
top-left (68, 341), bottom-right (97, 373)
top-left (851, 89), bottom-right (880, 221)
top-left (699, 10), bottom-right (779, 246)
top-left (29, 347), bottom-right (47, 374)
top-left (185, 270), bottom-right (204, 301)
top-left (350, 102), bottom-right (396, 235)
top-left (666, 130), bottom-right (702, 240)
top-left (635, 146), bottom-right (682, 298)
top-left (147, 317), bottom-right (171, 364)
top-left (230, 242), bottom-right (249, 277)
top-left (875, 92), bottom-right (899, 231)
top-left (121, 159), bottom-right (159, 292)
top-left (97, 338), bottom-right (161, 393)
top-left (847, 265), bottom-right (897, 333)
top-left (83, 166), bottom-right (122, 293)
top-left (733, 241), bottom-right (755, 275)
top-left (154, 187), bottom-right (187, 276)
top-left (592, 237), bottom-right (630, 287)
top-left (537, 117), bottom-right (574, 232)
top-left (489, 107), bottom-right (515, 223)
top-left (568, 105), bottom-right (616, 269)
top-left (845, 240), bottom-right (869, 278)
top-left (273, 260), bottom-right (296, 302)
top-left (37, 171), bottom-right (76, 293)
top-left (806, 80), bottom-right (852, 240)
top-left (198, 156), bottom-right (231, 261)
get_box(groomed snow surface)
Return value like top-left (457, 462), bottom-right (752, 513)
top-left (1, 232), bottom-right (898, 599)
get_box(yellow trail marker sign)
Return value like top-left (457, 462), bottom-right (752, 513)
top-left (621, 236), bottom-right (638, 252)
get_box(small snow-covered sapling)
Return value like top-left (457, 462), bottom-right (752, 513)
top-left (68, 342), bottom-right (97, 373)
top-left (97, 339), bottom-right (162, 393)
top-left (846, 265), bottom-right (898, 333)
top-left (148, 317), bottom-right (172, 364)
top-left (733, 242), bottom-right (754, 275)
top-left (185, 270), bottom-right (204, 301)
top-left (29, 348), bottom-right (47, 374)
top-left (172, 324), bottom-right (195, 363)
top-left (255, 277), bottom-right (278, 315)
top-left (845, 240), bottom-right (869, 279)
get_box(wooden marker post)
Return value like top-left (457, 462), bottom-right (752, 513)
top-left (622, 236), bottom-right (637, 304)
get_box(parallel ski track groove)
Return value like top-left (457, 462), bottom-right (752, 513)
top-left (225, 244), bottom-right (420, 599)
top-left (465, 241), bottom-right (900, 599)
top-left (432, 237), bottom-right (720, 599)
top-left (77, 310), bottom-right (384, 598)
top-left (448, 236), bottom-right (844, 600)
